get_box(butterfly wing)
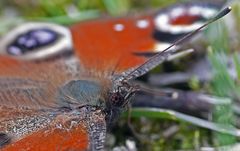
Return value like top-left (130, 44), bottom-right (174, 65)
top-left (70, 15), bottom-right (156, 72)
top-left (0, 19), bottom-right (109, 150)
top-left (70, 2), bottom-right (221, 73)
top-left (0, 104), bottom-right (106, 151)
top-left (0, 56), bottom-right (79, 109)
top-left (2, 125), bottom-right (89, 151)
top-left (0, 2), bottom-right (222, 150)
top-left (0, 56), bottom-right (108, 150)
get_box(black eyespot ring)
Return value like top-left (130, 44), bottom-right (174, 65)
top-left (153, 2), bottom-right (221, 43)
top-left (7, 28), bottom-right (59, 56)
top-left (0, 22), bottom-right (72, 61)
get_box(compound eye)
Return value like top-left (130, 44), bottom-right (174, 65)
top-left (110, 93), bottom-right (125, 107)
top-left (0, 22), bottom-right (72, 61)
top-left (153, 3), bottom-right (220, 43)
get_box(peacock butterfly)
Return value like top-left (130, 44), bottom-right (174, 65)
top-left (0, 2), bottom-right (230, 150)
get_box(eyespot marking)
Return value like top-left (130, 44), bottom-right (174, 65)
top-left (154, 3), bottom-right (219, 34)
top-left (7, 29), bottom-right (59, 56)
top-left (153, 3), bottom-right (220, 42)
top-left (0, 22), bottom-right (72, 61)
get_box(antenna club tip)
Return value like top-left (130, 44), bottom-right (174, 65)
top-left (226, 6), bottom-right (232, 15)
top-left (216, 6), bottom-right (232, 19)
top-left (223, 6), bottom-right (232, 12)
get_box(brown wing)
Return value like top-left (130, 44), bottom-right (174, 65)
top-left (0, 55), bottom-right (84, 147)
top-left (0, 55), bottom-right (81, 109)
top-left (0, 56), bottom-right (106, 150)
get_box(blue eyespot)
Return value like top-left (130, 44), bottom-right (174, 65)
top-left (7, 29), bottom-right (59, 56)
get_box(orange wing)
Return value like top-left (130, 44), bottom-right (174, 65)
top-left (0, 107), bottom-right (107, 151)
top-left (2, 126), bottom-right (89, 151)
top-left (70, 2), bottom-right (221, 73)
top-left (1, 105), bottom-right (106, 151)
top-left (70, 15), bottom-right (155, 72)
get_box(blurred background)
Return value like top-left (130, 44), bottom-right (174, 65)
top-left (0, 0), bottom-right (240, 150)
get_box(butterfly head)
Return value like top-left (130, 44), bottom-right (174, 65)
top-left (104, 79), bottom-right (138, 123)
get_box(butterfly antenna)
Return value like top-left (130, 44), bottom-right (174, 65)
top-left (118, 7), bottom-right (231, 82)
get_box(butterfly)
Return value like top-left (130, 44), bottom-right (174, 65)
top-left (0, 2), bottom-right (230, 151)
